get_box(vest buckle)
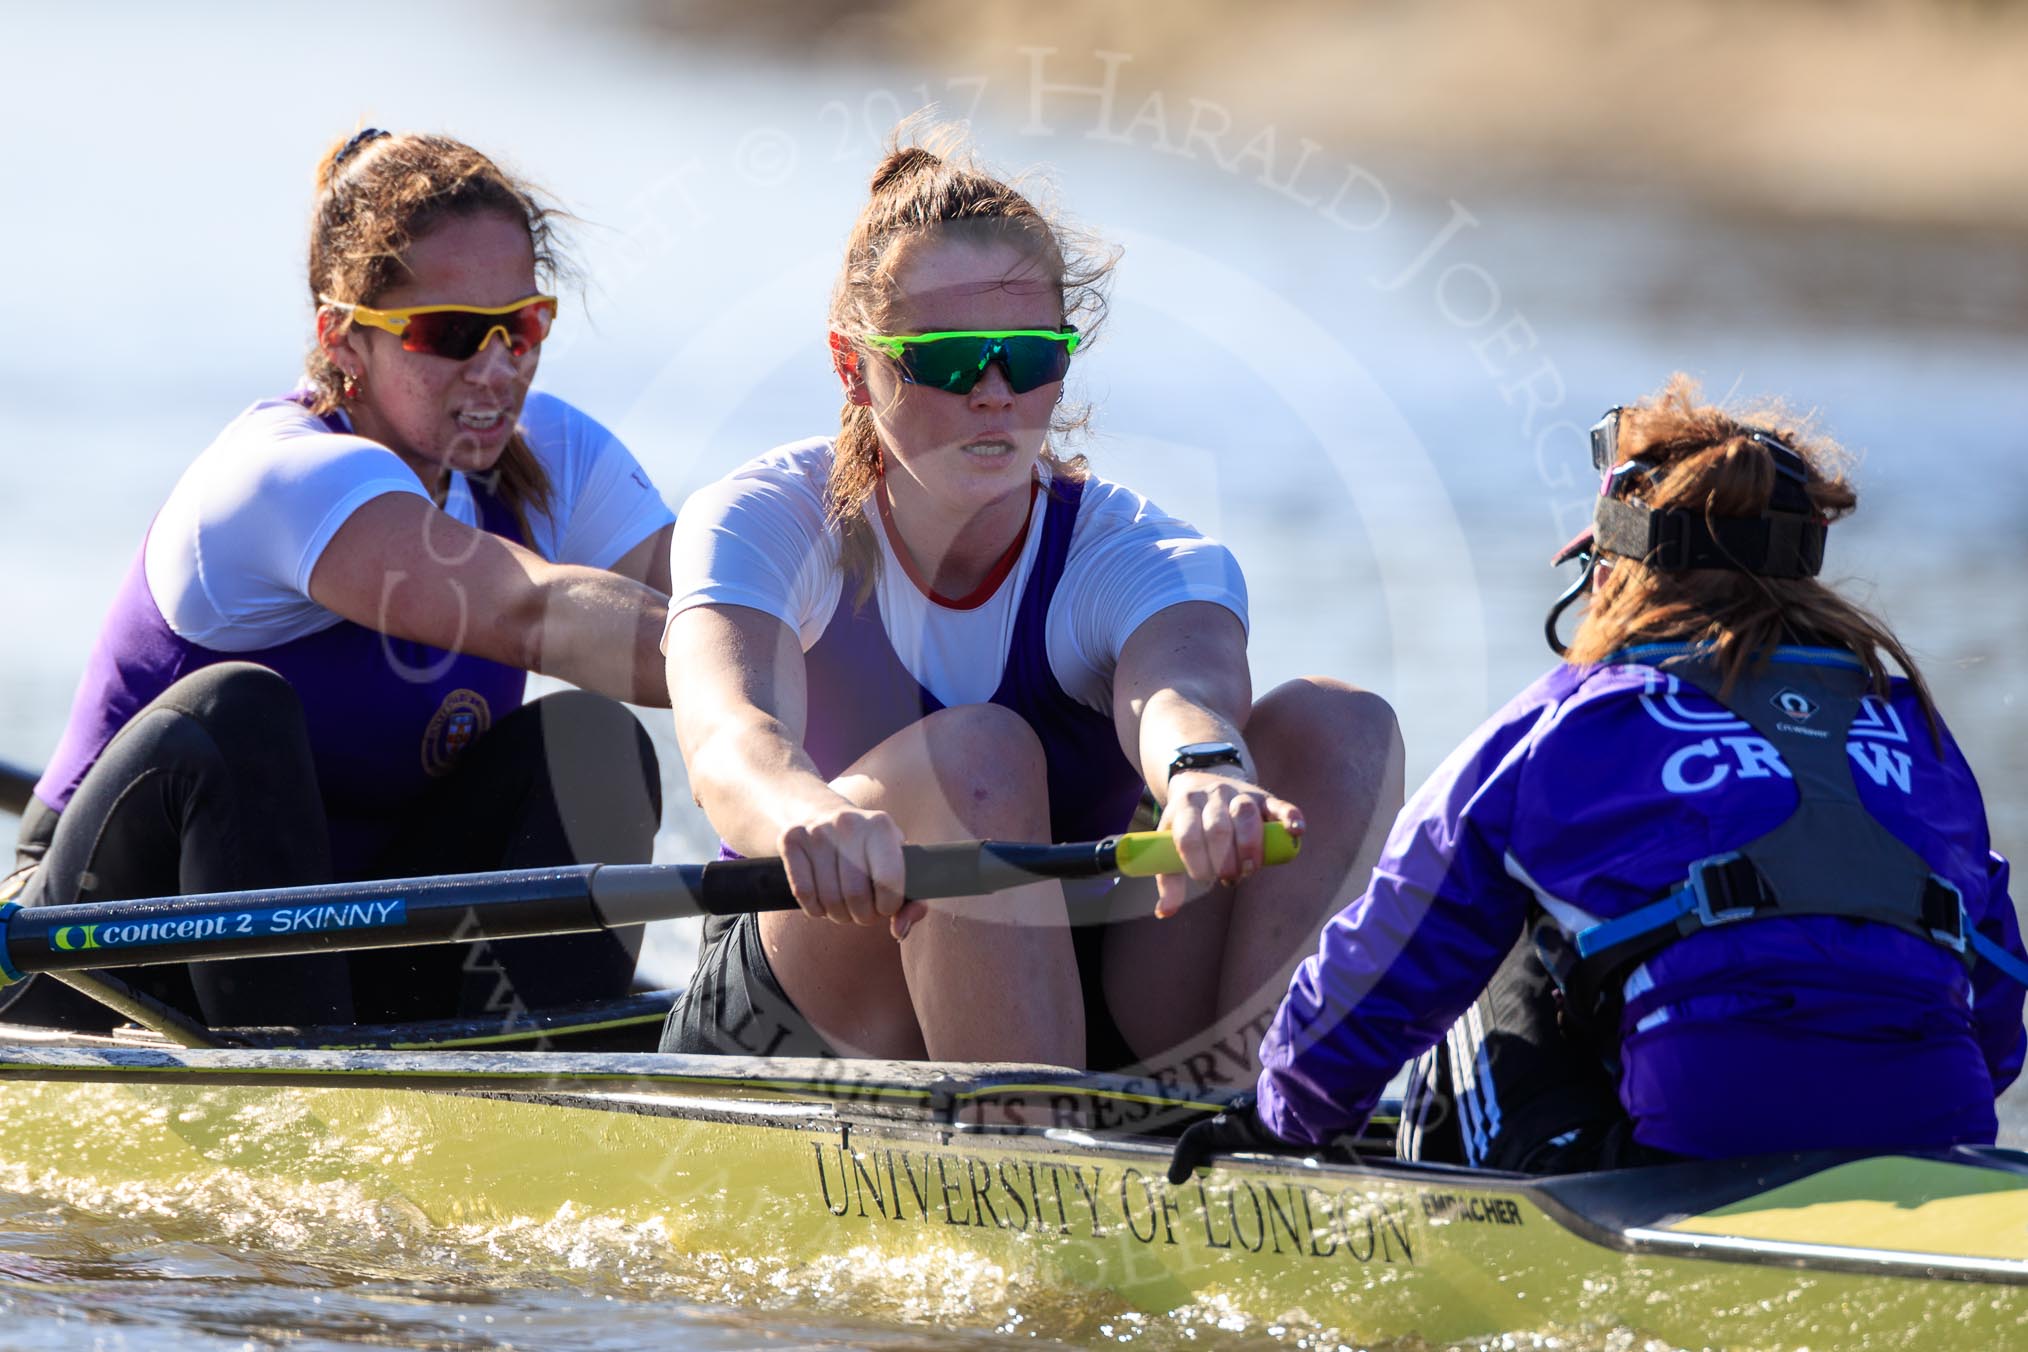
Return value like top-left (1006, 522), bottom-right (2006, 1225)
top-left (1687, 853), bottom-right (1775, 928)
top-left (1921, 876), bottom-right (1968, 954)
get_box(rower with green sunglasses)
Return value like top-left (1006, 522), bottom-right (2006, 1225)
top-left (856, 328), bottom-right (1082, 394)
top-left (4, 130), bottom-right (674, 1032)
top-left (660, 131), bottom-right (1403, 1078)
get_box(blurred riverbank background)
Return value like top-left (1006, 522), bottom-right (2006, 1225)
top-left (10, 0), bottom-right (2018, 895)
top-left (658, 0), bottom-right (2028, 236)
top-left (1, 2), bottom-right (2024, 1346)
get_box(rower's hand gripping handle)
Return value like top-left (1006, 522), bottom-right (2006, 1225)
top-left (663, 822), bottom-right (1303, 918)
top-left (1110, 822), bottom-right (1302, 879)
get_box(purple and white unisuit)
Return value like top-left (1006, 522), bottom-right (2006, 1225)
top-left (34, 391), bottom-right (672, 873)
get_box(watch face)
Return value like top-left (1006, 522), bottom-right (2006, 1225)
top-left (1170, 742), bottom-right (1244, 779)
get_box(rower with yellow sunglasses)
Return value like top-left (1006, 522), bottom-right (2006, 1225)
top-left (318, 293), bottom-right (559, 361)
top-left (6, 129), bottom-right (676, 1035)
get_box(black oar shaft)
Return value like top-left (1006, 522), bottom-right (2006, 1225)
top-left (1, 839), bottom-right (1128, 977)
top-left (588, 839), bottom-right (1119, 927)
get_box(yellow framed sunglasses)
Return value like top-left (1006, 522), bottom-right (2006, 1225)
top-left (321, 293), bottom-right (558, 360)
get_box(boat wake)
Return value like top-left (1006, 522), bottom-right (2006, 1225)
top-left (0, 1165), bottom-right (1698, 1352)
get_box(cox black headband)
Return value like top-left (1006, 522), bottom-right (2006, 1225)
top-left (1545, 408), bottom-right (1830, 655)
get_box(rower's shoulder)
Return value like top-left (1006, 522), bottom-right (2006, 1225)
top-left (674, 438), bottom-right (837, 539)
top-left (188, 396), bottom-right (410, 489)
top-left (1056, 470), bottom-right (1221, 548)
top-left (758, 435), bottom-right (838, 474)
top-left (213, 394), bottom-right (351, 447)
top-left (711, 436), bottom-right (838, 490)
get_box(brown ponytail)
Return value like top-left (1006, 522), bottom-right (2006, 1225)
top-left (826, 124), bottom-right (1118, 601)
top-left (306, 130), bottom-right (573, 535)
top-left (1565, 374), bottom-right (1938, 732)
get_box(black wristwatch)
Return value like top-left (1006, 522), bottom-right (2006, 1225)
top-left (1166, 741), bottom-right (1246, 784)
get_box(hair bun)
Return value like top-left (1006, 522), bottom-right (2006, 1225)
top-left (870, 146), bottom-right (942, 194)
top-left (313, 138), bottom-right (348, 193)
top-left (315, 128), bottom-right (392, 191)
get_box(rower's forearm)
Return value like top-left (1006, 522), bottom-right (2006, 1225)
top-left (1132, 685), bottom-right (1255, 803)
top-left (685, 712), bottom-right (852, 855)
top-left (529, 570), bottom-right (671, 707)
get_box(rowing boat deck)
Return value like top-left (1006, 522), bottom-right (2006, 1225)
top-left (1, 1001), bottom-right (2024, 1348)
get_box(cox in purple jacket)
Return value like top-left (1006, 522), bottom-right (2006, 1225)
top-left (1256, 642), bottom-right (2023, 1160)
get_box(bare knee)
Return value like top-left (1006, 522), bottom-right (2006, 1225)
top-left (1249, 677), bottom-right (1401, 775)
top-left (916, 704), bottom-right (1049, 837)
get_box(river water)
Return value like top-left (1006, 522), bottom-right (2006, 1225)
top-left (1, 3), bottom-right (2023, 1348)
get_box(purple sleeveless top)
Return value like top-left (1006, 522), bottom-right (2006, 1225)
top-left (800, 477), bottom-right (1144, 844)
top-left (35, 409), bottom-right (528, 874)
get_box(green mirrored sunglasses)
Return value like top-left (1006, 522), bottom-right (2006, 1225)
top-left (860, 328), bottom-right (1080, 395)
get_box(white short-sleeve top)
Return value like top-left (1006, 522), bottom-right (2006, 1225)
top-left (663, 438), bottom-right (1248, 713)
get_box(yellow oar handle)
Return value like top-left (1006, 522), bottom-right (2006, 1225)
top-left (1111, 822), bottom-right (1301, 877)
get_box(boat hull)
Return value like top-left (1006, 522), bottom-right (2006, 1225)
top-left (1, 1042), bottom-right (2023, 1347)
